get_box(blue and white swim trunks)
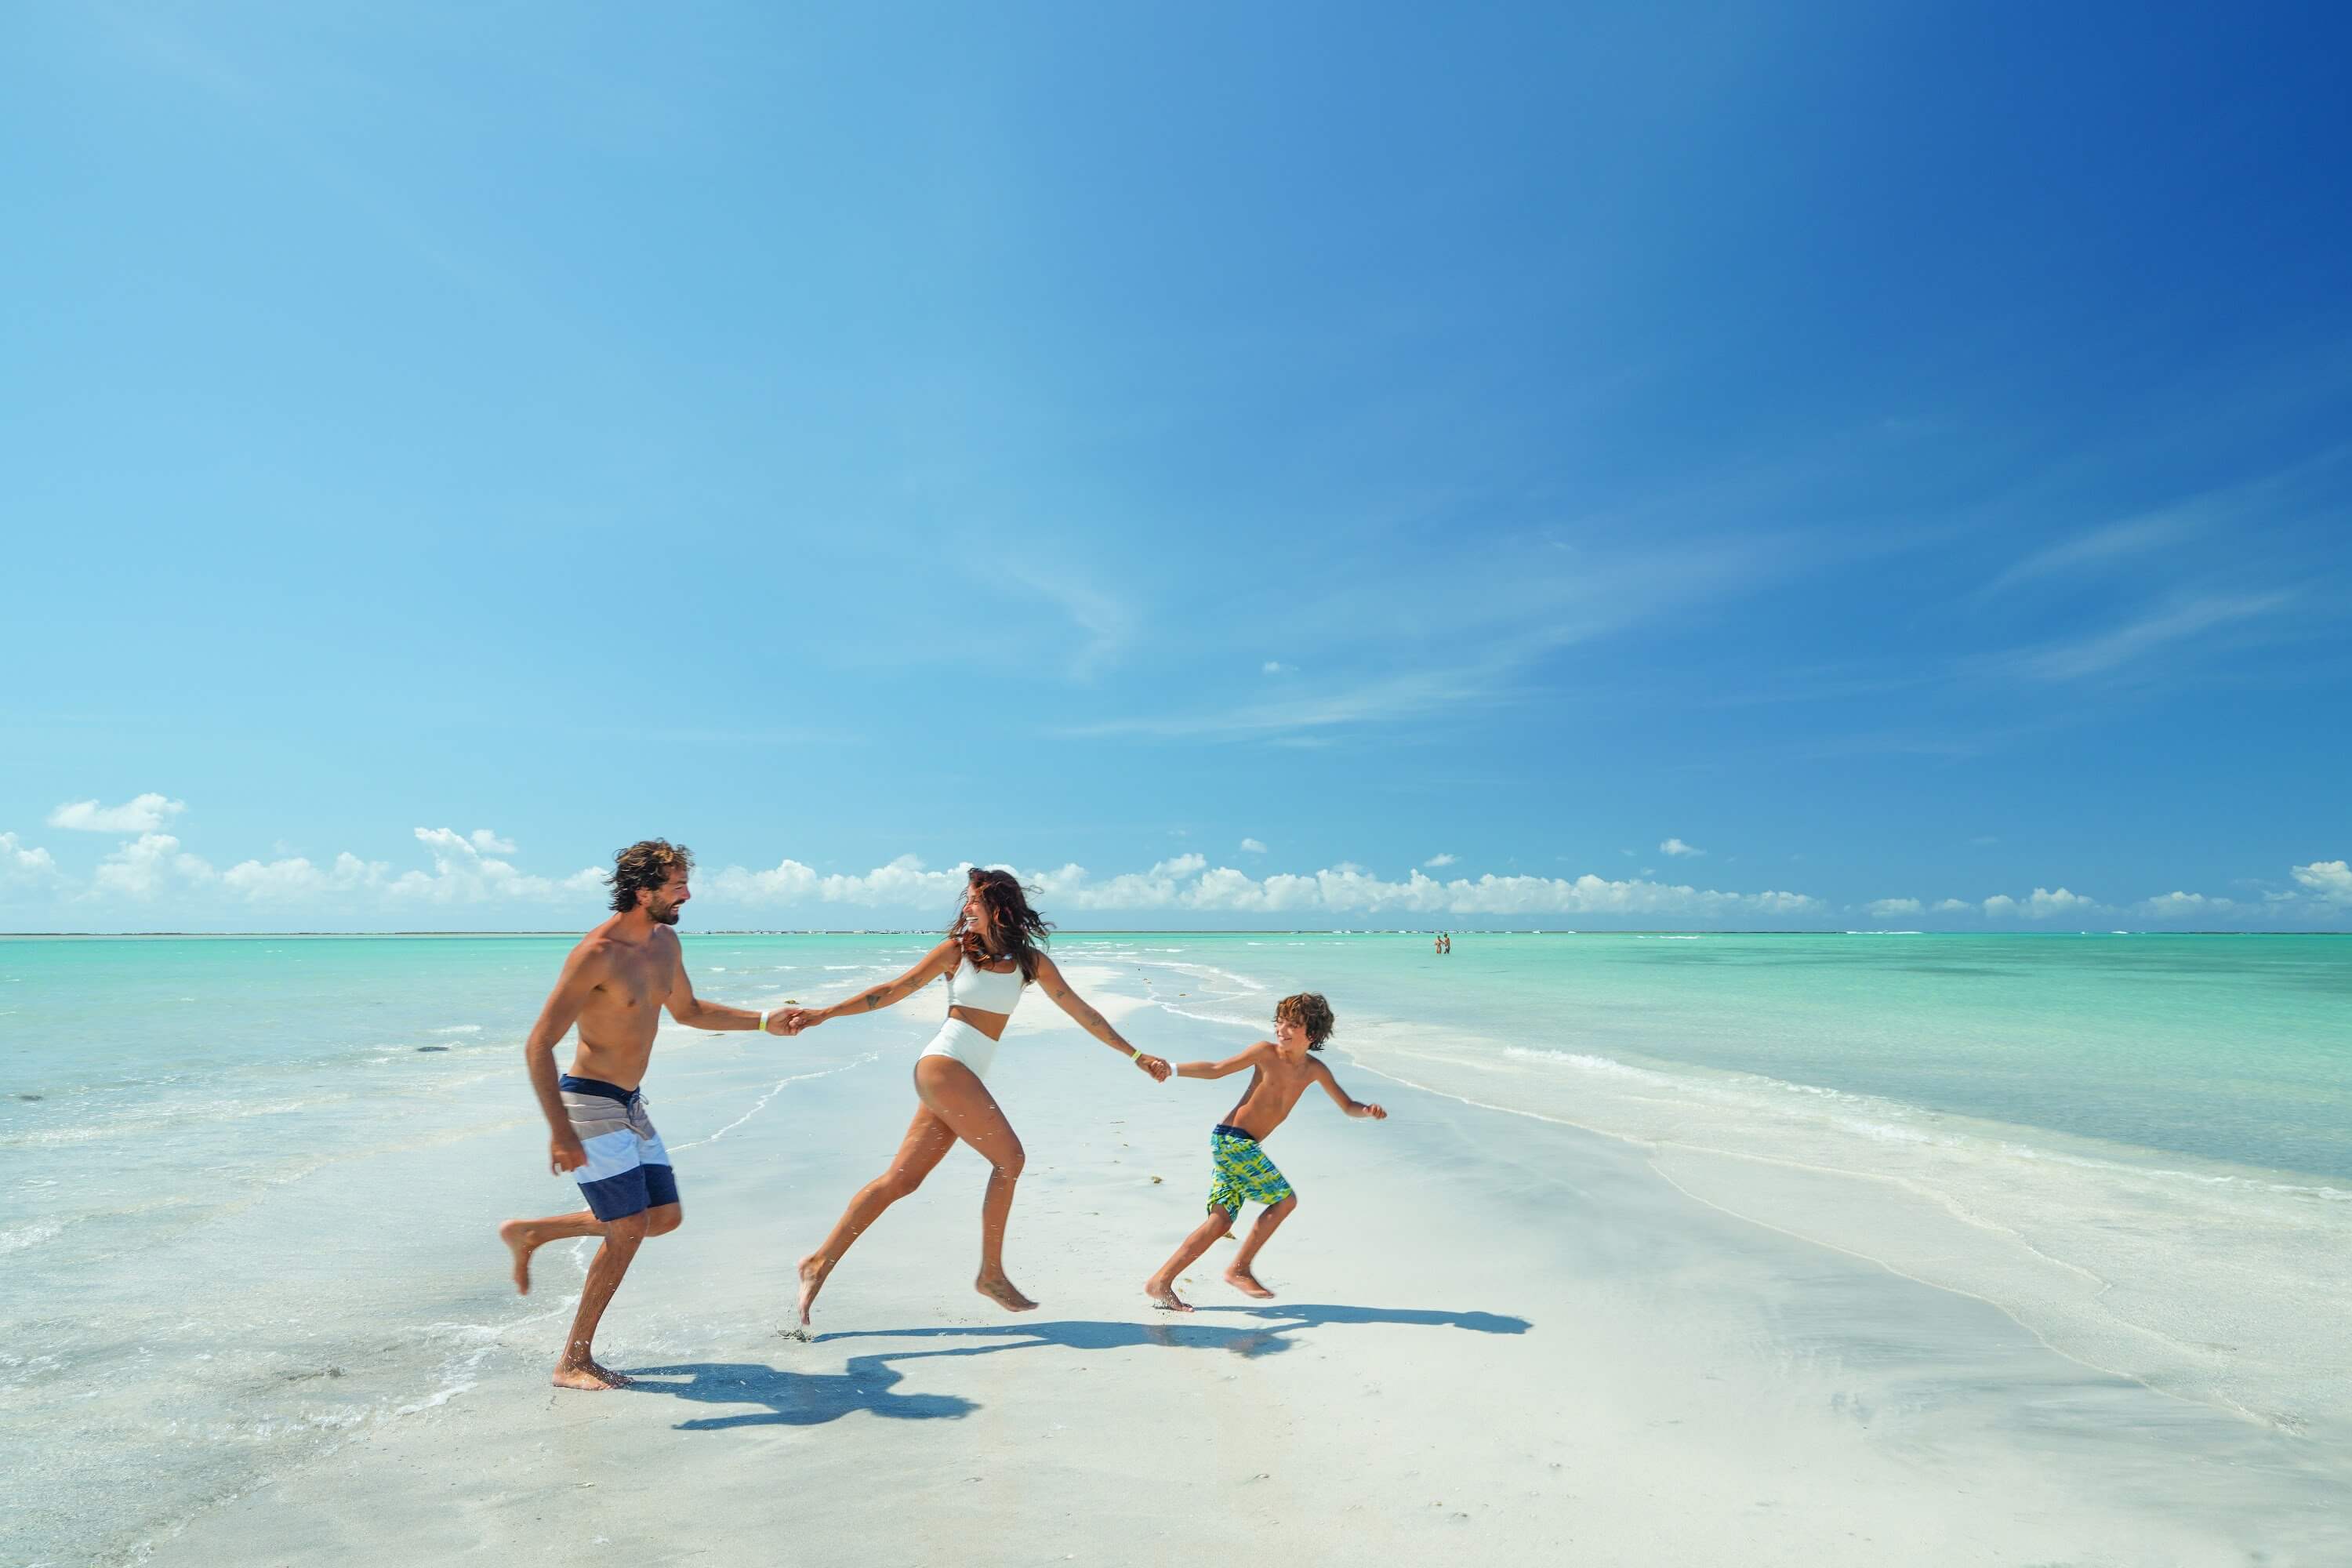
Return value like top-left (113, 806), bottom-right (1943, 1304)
top-left (560, 1074), bottom-right (680, 1221)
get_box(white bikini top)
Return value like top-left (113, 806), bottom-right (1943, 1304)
top-left (946, 955), bottom-right (1025, 1014)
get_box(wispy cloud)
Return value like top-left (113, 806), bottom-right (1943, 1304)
top-left (1864, 897), bottom-right (1922, 916)
top-left (1659, 837), bottom-right (1703, 858)
top-left (1982, 445), bottom-right (2350, 597)
top-left (1981, 591), bottom-right (2294, 683)
top-left (1064, 665), bottom-right (1501, 741)
top-left (1068, 525), bottom-right (1793, 742)
top-left (1983, 514), bottom-right (2201, 596)
top-left (1000, 566), bottom-right (1134, 681)
top-left (1423, 852), bottom-right (1458, 867)
top-left (1240, 838), bottom-right (1268, 854)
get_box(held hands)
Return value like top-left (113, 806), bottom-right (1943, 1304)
top-left (761, 1007), bottom-right (822, 1036)
top-left (550, 1132), bottom-right (589, 1175)
top-left (1131, 1052), bottom-right (1173, 1083)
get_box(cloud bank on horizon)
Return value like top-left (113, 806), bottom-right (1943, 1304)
top-left (2, 796), bottom-right (2343, 931)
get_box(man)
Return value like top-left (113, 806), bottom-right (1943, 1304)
top-left (495, 839), bottom-right (784, 1391)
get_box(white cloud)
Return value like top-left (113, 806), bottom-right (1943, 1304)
top-left (1865, 898), bottom-right (1922, 916)
top-left (2136, 891), bottom-right (2237, 918)
top-left (2291, 859), bottom-right (2352, 905)
top-left (388, 827), bottom-right (578, 904)
top-left (1983, 887), bottom-right (2098, 920)
top-left (469, 829), bottom-right (517, 855)
top-left (91, 833), bottom-right (216, 899)
top-left (1424, 852), bottom-right (1458, 868)
top-left (1933, 898), bottom-right (1973, 913)
top-left (2, 833), bottom-right (60, 887)
top-left (223, 852), bottom-right (391, 901)
top-left (48, 793), bottom-right (187, 833)
top-left (1240, 838), bottom-right (1268, 855)
top-left (710, 853), bottom-right (973, 910)
top-left (1262, 662), bottom-right (1294, 675)
top-left (1661, 838), bottom-right (1703, 858)
top-left (710, 854), bottom-right (1824, 920)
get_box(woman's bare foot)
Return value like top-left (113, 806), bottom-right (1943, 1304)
top-left (550, 1359), bottom-right (631, 1392)
top-left (1223, 1265), bottom-right (1276, 1299)
top-left (975, 1269), bottom-right (1037, 1312)
top-left (1145, 1276), bottom-right (1192, 1312)
top-left (796, 1253), bottom-right (832, 1328)
top-left (498, 1221), bottom-right (539, 1295)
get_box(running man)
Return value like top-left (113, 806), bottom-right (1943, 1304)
top-left (496, 839), bottom-right (786, 1391)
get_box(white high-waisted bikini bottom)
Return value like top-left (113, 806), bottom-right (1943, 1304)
top-left (918, 1016), bottom-right (1000, 1080)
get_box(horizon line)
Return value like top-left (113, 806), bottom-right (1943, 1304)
top-left (2, 928), bottom-right (2344, 939)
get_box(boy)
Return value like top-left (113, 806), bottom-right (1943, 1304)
top-left (1145, 992), bottom-right (1385, 1311)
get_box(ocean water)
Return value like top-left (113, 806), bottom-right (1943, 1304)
top-left (3, 931), bottom-right (2347, 1559)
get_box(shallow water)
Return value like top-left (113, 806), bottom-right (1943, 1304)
top-left (2, 931), bottom-right (2347, 1561)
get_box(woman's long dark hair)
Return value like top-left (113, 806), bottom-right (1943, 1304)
top-left (949, 867), bottom-right (1052, 982)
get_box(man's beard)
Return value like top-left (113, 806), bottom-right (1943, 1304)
top-left (649, 902), bottom-right (683, 926)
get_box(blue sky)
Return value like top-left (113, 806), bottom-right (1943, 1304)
top-left (4, 3), bottom-right (2348, 932)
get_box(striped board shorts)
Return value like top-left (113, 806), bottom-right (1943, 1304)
top-left (561, 1074), bottom-right (680, 1221)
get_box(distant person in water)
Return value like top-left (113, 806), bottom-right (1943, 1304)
top-left (776, 868), bottom-right (1171, 1327)
top-left (496, 840), bottom-right (789, 1392)
top-left (1145, 992), bottom-right (1386, 1312)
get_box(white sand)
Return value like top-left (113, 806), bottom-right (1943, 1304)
top-left (145, 970), bottom-right (2346, 1565)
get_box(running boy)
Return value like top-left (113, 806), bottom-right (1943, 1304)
top-left (1145, 993), bottom-right (1385, 1311)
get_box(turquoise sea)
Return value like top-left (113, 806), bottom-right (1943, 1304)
top-left (3, 931), bottom-right (2347, 1561)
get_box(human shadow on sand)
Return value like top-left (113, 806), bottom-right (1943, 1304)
top-left (818, 1303), bottom-right (1532, 1365)
top-left (620, 1359), bottom-right (978, 1431)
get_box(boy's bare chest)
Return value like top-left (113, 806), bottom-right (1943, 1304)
top-left (1250, 1064), bottom-right (1313, 1109)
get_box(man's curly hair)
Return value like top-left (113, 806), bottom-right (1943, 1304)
top-left (1275, 992), bottom-right (1336, 1049)
top-left (608, 839), bottom-right (692, 914)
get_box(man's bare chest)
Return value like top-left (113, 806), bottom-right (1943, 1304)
top-left (592, 953), bottom-right (671, 1017)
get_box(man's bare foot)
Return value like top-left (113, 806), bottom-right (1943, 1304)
top-left (796, 1253), bottom-right (831, 1328)
top-left (1224, 1265), bottom-right (1276, 1299)
top-left (498, 1221), bottom-right (539, 1295)
top-left (550, 1359), bottom-right (631, 1392)
top-left (975, 1269), bottom-right (1037, 1312)
top-left (1145, 1277), bottom-right (1192, 1312)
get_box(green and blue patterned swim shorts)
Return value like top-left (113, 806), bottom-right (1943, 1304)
top-left (1207, 1123), bottom-right (1294, 1216)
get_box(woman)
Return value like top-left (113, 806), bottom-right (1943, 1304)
top-left (779, 868), bottom-right (1170, 1326)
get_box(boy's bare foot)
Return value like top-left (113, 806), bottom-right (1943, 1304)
top-left (1224, 1265), bottom-right (1276, 1299)
top-left (796, 1253), bottom-right (832, 1328)
top-left (498, 1221), bottom-right (539, 1295)
top-left (550, 1359), bottom-right (631, 1392)
top-left (1145, 1277), bottom-right (1192, 1312)
top-left (975, 1269), bottom-right (1037, 1312)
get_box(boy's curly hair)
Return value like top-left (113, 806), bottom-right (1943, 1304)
top-left (1275, 992), bottom-right (1336, 1050)
top-left (608, 838), bottom-right (692, 914)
